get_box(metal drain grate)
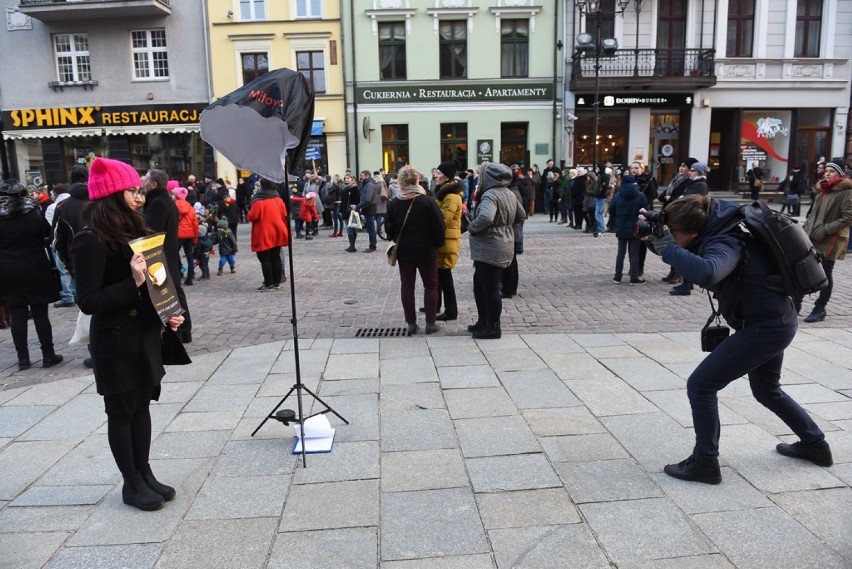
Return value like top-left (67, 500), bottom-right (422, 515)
top-left (355, 327), bottom-right (410, 338)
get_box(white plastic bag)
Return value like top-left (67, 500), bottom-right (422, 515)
top-left (69, 310), bottom-right (91, 346)
top-left (348, 210), bottom-right (363, 230)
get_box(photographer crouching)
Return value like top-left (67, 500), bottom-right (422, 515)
top-left (641, 194), bottom-right (832, 484)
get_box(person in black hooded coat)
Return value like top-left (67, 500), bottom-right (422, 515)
top-left (0, 179), bottom-right (63, 371)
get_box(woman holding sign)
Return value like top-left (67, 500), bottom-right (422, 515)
top-left (72, 157), bottom-right (184, 512)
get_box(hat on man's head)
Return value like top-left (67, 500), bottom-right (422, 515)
top-left (681, 157), bottom-right (699, 169)
top-left (88, 157), bottom-right (141, 201)
top-left (690, 162), bottom-right (709, 175)
top-left (437, 161), bottom-right (456, 180)
top-left (825, 162), bottom-right (847, 177)
top-left (621, 174), bottom-right (637, 184)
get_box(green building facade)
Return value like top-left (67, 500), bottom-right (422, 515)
top-left (343, 0), bottom-right (564, 177)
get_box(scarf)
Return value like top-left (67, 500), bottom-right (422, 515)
top-left (819, 176), bottom-right (844, 194)
top-left (400, 185), bottom-right (426, 200)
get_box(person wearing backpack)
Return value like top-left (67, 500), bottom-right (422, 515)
top-left (644, 194), bottom-right (833, 485)
top-left (801, 161), bottom-right (852, 323)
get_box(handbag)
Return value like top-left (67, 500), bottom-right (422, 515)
top-left (44, 241), bottom-right (62, 293)
top-left (162, 327), bottom-right (191, 365)
top-left (347, 209), bottom-right (362, 230)
top-left (701, 291), bottom-right (730, 352)
top-left (387, 197), bottom-right (416, 267)
top-left (460, 208), bottom-right (471, 234)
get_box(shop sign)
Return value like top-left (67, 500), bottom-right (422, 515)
top-left (356, 83), bottom-right (552, 104)
top-left (1, 103), bottom-right (208, 131)
top-left (575, 94), bottom-right (693, 109)
top-left (476, 139), bottom-right (493, 164)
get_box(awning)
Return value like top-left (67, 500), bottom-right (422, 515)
top-left (311, 120), bottom-right (324, 136)
top-left (2, 123), bottom-right (200, 141)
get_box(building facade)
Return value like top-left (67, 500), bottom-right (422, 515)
top-left (344, 0), bottom-right (564, 176)
top-left (1, 0), bottom-right (212, 185)
top-left (206, 0), bottom-right (346, 180)
top-left (565, 0), bottom-right (851, 190)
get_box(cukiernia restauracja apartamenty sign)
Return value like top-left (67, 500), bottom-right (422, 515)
top-left (356, 82), bottom-right (553, 104)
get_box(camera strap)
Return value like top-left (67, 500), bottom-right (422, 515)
top-left (703, 290), bottom-right (723, 330)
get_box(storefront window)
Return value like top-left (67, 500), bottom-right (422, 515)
top-left (650, 112), bottom-right (680, 185)
top-left (128, 133), bottom-right (205, 181)
top-left (500, 122), bottom-right (528, 168)
top-left (381, 125), bottom-right (409, 174)
top-left (739, 110), bottom-right (792, 183)
top-left (440, 123), bottom-right (467, 173)
top-left (573, 110), bottom-right (628, 168)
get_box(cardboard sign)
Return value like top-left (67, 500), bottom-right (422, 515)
top-left (129, 233), bottom-right (183, 325)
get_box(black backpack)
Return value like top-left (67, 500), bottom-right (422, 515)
top-left (721, 200), bottom-right (827, 300)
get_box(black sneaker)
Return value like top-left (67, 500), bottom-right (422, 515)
top-left (776, 441), bottom-right (833, 467)
top-left (803, 308), bottom-right (826, 323)
top-left (257, 284), bottom-right (271, 292)
top-left (613, 276), bottom-right (622, 284)
top-left (629, 277), bottom-right (646, 285)
top-left (664, 453), bottom-right (722, 484)
top-left (83, 358), bottom-right (94, 369)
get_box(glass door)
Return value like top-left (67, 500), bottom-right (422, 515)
top-left (655, 0), bottom-right (687, 76)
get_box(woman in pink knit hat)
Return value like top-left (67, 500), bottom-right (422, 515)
top-left (171, 186), bottom-right (198, 285)
top-left (71, 157), bottom-right (184, 512)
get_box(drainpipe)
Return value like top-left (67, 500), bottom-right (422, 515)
top-left (339, 0), bottom-right (351, 170)
top-left (349, 0), bottom-right (360, 175)
top-left (552, 0), bottom-right (560, 166)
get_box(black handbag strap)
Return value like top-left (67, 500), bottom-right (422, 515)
top-left (703, 290), bottom-right (722, 329)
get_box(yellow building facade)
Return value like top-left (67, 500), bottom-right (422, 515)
top-left (207, 0), bottom-right (347, 180)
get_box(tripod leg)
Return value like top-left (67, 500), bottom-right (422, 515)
top-left (299, 385), bottom-right (349, 425)
top-left (250, 385), bottom-right (298, 437)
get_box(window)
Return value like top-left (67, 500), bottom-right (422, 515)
top-left (54, 34), bottom-right (91, 83)
top-left (131, 29), bottom-right (169, 80)
top-left (501, 20), bottom-right (528, 78)
top-left (381, 125), bottom-right (409, 173)
top-left (296, 0), bottom-right (321, 18)
top-left (726, 0), bottom-right (754, 57)
top-left (240, 0), bottom-right (265, 21)
top-left (795, 0), bottom-right (822, 57)
top-left (440, 123), bottom-right (468, 172)
top-left (439, 21), bottom-right (467, 79)
top-left (297, 51), bottom-right (325, 93)
top-left (585, 0), bottom-right (615, 40)
top-left (500, 122), bottom-right (528, 168)
top-left (241, 53), bottom-right (268, 85)
top-left (379, 22), bottom-right (406, 80)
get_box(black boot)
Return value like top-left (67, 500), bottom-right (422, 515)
top-left (122, 471), bottom-right (165, 511)
top-left (141, 463), bottom-right (176, 501)
top-left (346, 235), bottom-right (357, 253)
top-left (472, 322), bottom-right (502, 340)
top-left (663, 453), bottom-right (722, 484)
top-left (467, 321), bottom-right (484, 333)
top-left (41, 347), bottom-right (63, 368)
top-left (776, 441), bottom-right (833, 467)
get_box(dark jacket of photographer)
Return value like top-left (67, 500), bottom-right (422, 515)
top-left (660, 199), bottom-right (792, 329)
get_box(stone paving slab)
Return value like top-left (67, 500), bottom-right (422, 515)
top-left (489, 524), bottom-right (610, 569)
top-left (46, 544), bottom-right (163, 569)
top-left (269, 527), bottom-right (378, 569)
top-left (156, 518), bottom-right (277, 569)
top-left (474, 488), bottom-right (580, 529)
top-left (380, 449), bottom-right (469, 493)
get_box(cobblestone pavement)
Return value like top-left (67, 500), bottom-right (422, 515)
top-left (2, 212), bottom-right (850, 390)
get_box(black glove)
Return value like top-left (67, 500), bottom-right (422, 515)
top-left (646, 229), bottom-right (675, 256)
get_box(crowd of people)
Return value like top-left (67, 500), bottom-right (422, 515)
top-left (1, 151), bottom-right (850, 502)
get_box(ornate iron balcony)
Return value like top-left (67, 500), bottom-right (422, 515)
top-left (571, 48), bottom-right (716, 91)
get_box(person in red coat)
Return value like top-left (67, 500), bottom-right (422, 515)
top-left (172, 187), bottom-right (198, 285)
top-left (247, 178), bottom-right (289, 291)
top-left (289, 192), bottom-right (319, 240)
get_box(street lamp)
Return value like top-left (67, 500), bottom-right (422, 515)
top-left (575, 0), bottom-right (630, 169)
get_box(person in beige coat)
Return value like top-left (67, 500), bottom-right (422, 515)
top-left (802, 161), bottom-right (852, 323)
top-left (434, 161), bottom-right (464, 321)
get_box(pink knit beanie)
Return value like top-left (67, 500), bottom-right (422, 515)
top-left (172, 187), bottom-right (188, 200)
top-left (88, 157), bottom-right (141, 200)
top-left (167, 180), bottom-right (180, 191)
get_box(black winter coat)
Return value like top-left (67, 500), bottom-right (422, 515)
top-left (385, 194), bottom-right (445, 263)
top-left (53, 181), bottom-right (89, 271)
top-left (72, 231), bottom-right (165, 396)
top-left (142, 189), bottom-right (182, 284)
top-left (0, 197), bottom-right (60, 307)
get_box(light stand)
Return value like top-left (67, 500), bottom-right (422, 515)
top-left (252, 156), bottom-right (348, 468)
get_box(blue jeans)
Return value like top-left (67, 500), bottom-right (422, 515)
top-left (375, 213), bottom-right (385, 237)
top-left (362, 214), bottom-right (377, 249)
top-left (594, 198), bottom-right (606, 233)
top-left (543, 189), bottom-right (552, 214)
top-left (53, 249), bottom-right (75, 302)
top-left (332, 203), bottom-right (342, 233)
top-left (687, 305), bottom-right (824, 458)
top-left (218, 253), bottom-right (236, 269)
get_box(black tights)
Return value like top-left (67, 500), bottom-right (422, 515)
top-left (107, 407), bottom-right (152, 478)
top-left (10, 304), bottom-right (53, 360)
top-left (257, 247), bottom-right (283, 286)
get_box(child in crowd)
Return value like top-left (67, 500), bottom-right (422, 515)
top-left (291, 192), bottom-right (320, 240)
top-left (194, 224), bottom-right (214, 280)
top-left (213, 219), bottom-right (238, 275)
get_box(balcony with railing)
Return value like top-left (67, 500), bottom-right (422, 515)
top-left (18, 0), bottom-right (171, 21)
top-left (570, 48), bottom-right (716, 92)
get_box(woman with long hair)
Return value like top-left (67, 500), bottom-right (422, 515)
top-left (72, 157), bottom-right (184, 512)
top-left (385, 165), bottom-right (446, 335)
top-left (0, 179), bottom-right (63, 370)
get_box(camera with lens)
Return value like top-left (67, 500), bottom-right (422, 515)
top-left (633, 210), bottom-right (667, 238)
